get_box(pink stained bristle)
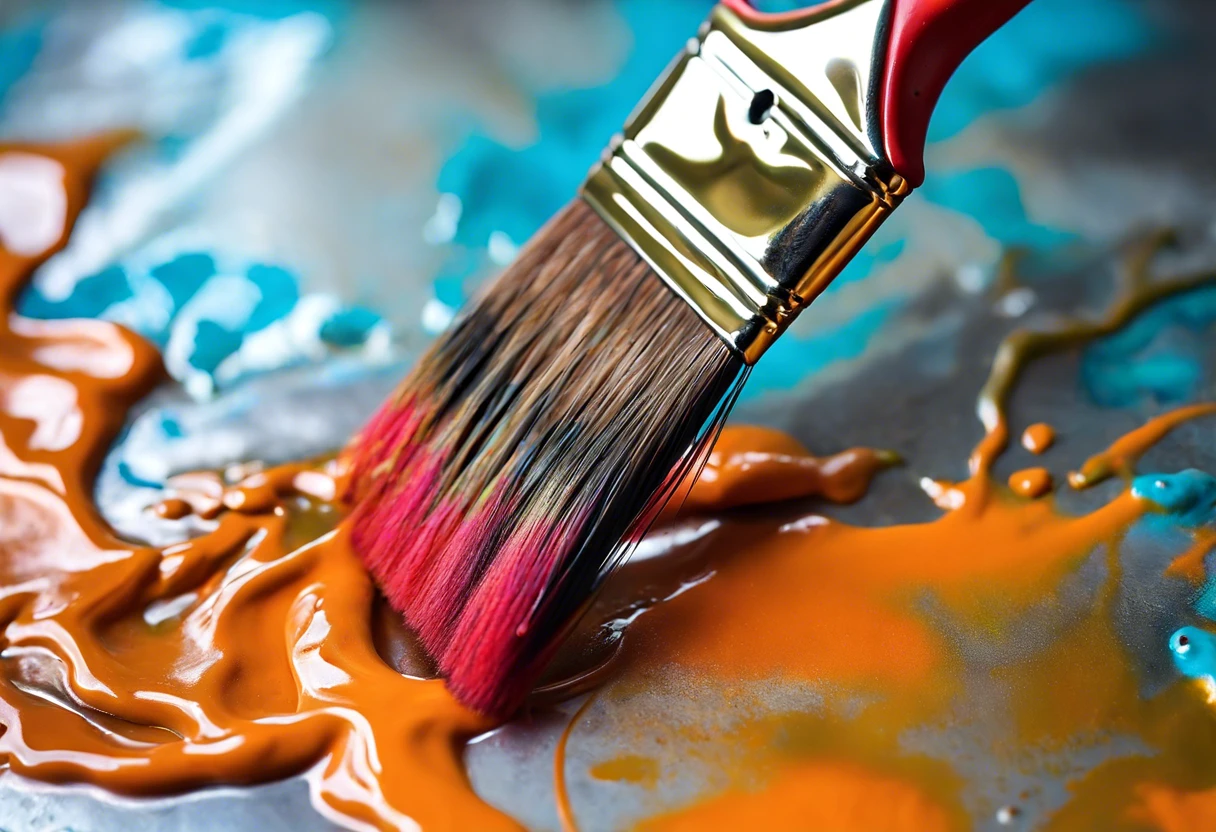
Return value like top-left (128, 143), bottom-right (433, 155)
top-left (440, 513), bottom-right (583, 713)
top-left (350, 451), bottom-right (445, 586)
top-left (342, 201), bottom-right (747, 718)
top-left (344, 396), bottom-right (426, 502)
top-left (406, 492), bottom-right (513, 651)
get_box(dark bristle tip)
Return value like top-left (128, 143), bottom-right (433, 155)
top-left (345, 199), bottom-right (747, 717)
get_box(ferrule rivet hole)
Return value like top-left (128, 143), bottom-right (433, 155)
top-left (748, 89), bottom-right (776, 125)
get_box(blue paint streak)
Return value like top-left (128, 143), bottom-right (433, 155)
top-left (185, 20), bottom-right (228, 59)
top-left (117, 459), bottom-right (165, 489)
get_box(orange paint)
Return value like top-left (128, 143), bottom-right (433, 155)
top-left (1127, 783), bottom-right (1216, 832)
top-left (1022, 422), bottom-right (1055, 454)
top-left (1008, 466), bottom-right (1052, 498)
top-left (591, 754), bottom-right (660, 788)
top-left (552, 233), bottom-right (1216, 828)
top-left (1070, 402), bottom-right (1216, 489)
top-left (679, 426), bottom-right (898, 514)
top-left (623, 487), bottom-right (1142, 687)
top-left (554, 694), bottom-right (598, 832)
top-left (153, 497), bottom-right (191, 519)
top-left (1166, 530), bottom-right (1216, 583)
top-left (0, 138), bottom-right (516, 831)
top-left (6, 135), bottom-right (1216, 831)
top-left (635, 760), bottom-right (955, 832)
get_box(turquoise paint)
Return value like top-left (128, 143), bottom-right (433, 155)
top-left (746, 300), bottom-right (899, 395)
top-left (430, 0), bottom-right (1152, 397)
top-left (829, 237), bottom-right (906, 290)
top-left (1081, 286), bottom-right (1216, 408)
top-left (1170, 626), bottom-right (1216, 681)
top-left (158, 0), bottom-right (348, 22)
top-left (160, 415), bottom-right (185, 439)
top-left (917, 168), bottom-right (1075, 252)
top-left (1134, 470), bottom-right (1216, 529)
top-left (188, 320), bottom-right (245, 374)
top-left (320, 306), bottom-right (382, 347)
top-left (245, 263), bottom-right (300, 332)
top-left (927, 0), bottom-right (1152, 145)
top-left (117, 459), bottom-right (165, 489)
top-left (150, 252), bottom-right (217, 311)
top-left (0, 13), bottom-right (43, 119)
top-left (434, 0), bottom-right (708, 292)
top-left (185, 21), bottom-right (228, 59)
top-left (19, 247), bottom-right (382, 395)
top-left (18, 266), bottom-right (133, 320)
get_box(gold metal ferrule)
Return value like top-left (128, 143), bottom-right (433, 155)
top-left (582, 0), bottom-right (908, 364)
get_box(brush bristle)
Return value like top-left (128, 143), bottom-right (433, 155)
top-left (344, 200), bottom-right (747, 716)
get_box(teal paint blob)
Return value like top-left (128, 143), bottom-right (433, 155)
top-left (160, 415), bottom-right (185, 439)
top-left (1134, 470), bottom-right (1216, 529)
top-left (188, 320), bottom-right (244, 375)
top-left (0, 14), bottom-right (43, 118)
top-left (17, 266), bottom-right (134, 320)
top-left (185, 21), bottom-right (227, 59)
top-left (150, 252), bottom-right (216, 311)
top-left (319, 306), bottom-right (381, 347)
top-left (1170, 626), bottom-right (1216, 681)
top-left (432, 0), bottom-right (711, 293)
top-left (1081, 285), bottom-right (1216, 408)
top-left (245, 263), bottom-right (300, 332)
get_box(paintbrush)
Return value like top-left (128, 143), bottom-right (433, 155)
top-left (344, 0), bottom-right (1031, 716)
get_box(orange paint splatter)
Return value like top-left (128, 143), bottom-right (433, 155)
top-left (1009, 467), bottom-right (1053, 498)
top-left (668, 425), bottom-right (897, 518)
top-left (635, 760), bottom-right (956, 832)
top-left (1070, 403), bottom-right (1216, 489)
top-left (1022, 423), bottom-right (1056, 454)
top-left (1127, 783), bottom-right (1216, 832)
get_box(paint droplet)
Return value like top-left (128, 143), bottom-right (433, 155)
top-left (1021, 423), bottom-right (1055, 454)
top-left (1008, 468), bottom-right (1052, 498)
top-left (996, 804), bottom-right (1021, 825)
top-left (154, 498), bottom-right (192, 520)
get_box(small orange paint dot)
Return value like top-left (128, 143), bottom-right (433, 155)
top-left (1021, 423), bottom-right (1055, 454)
top-left (1009, 468), bottom-right (1052, 498)
top-left (153, 498), bottom-right (192, 520)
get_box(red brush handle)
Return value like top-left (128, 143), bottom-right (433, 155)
top-left (722, 0), bottom-right (1032, 187)
top-left (879, 0), bottom-right (1031, 185)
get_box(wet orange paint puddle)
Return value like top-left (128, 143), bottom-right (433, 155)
top-left (3, 137), bottom-right (1216, 832)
